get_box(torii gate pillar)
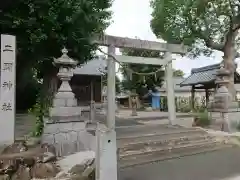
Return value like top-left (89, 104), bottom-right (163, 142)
top-left (165, 52), bottom-right (176, 125)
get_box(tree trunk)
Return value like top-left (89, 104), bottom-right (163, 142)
top-left (222, 30), bottom-right (238, 99)
top-left (41, 69), bottom-right (59, 111)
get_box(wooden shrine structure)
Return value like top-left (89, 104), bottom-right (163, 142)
top-left (180, 63), bottom-right (240, 108)
top-left (72, 56), bottom-right (106, 105)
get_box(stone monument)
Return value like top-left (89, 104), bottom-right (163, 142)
top-left (101, 85), bottom-right (107, 114)
top-left (130, 91), bottom-right (138, 116)
top-left (42, 48), bottom-right (95, 156)
top-left (0, 34), bottom-right (16, 145)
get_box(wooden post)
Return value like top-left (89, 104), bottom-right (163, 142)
top-left (90, 80), bottom-right (95, 122)
top-left (90, 80), bottom-right (94, 102)
top-left (128, 95), bottom-right (132, 109)
top-left (191, 85), bottom-right (195, 110)
top-left (100, 76), bottom-right (103, 102)
top-left (205, 88), bottom-right (209, 107)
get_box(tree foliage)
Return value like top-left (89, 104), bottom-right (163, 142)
top-left (151, 0), bottom-right (240, 96)
top-left (0, 0), bottom-right (112, 77)
top-left (0, 0), bottom-right (112, 110)
top-left (173, 69), bottom-right (185, 77)
top-left (102, 73), bottom-right (121, 93)
top-left (120, 48), bottom-right (164, 96)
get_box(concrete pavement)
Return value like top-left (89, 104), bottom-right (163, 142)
top-left (119, 147), bottom-right (240, 180)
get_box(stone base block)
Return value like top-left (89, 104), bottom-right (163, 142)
top-left (53, 97), bottom-right (77, 107)
top-left (210, 110), bottom-right (240, 132)
top-left (50, 106), bottom-right (81, 118)
top-left (227, 111), bottom-right (240, 132)
top-left (42, 121), bottom-right (95, 157)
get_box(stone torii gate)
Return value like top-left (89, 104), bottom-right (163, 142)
top-left (94, 35), bottom-right (188, 180)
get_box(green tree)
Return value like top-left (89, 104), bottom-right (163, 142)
top-left (173, 69), bottom-right (185, 77)
top-left (102, 74), bottom-right (121, 94)
top-left (151, 0), bottom-right (240, 96)
top-left (0, 0), bottom-right (112, 110)
top-left (0, 0), bottom-right (112, 135)
top-left (120, 48), bottom-right (164, 96)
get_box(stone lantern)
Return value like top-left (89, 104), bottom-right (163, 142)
top-left (213, 63), bottom-right (231, 113)
top-left (42, 48), bottom-right (87, 157)
top-left (47, 47), bottom-right (81, 122)
top-left (52, 47), bottom-right (78, 108)
top-left (130, 90), bottom-right (138, 116)
top-left (209, 63), bottom-right (238, 131)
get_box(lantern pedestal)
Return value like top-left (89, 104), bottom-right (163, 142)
top-left (42, 48), bottom-right (95, 156)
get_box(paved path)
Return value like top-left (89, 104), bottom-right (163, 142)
top-left (119, 147), bottom-right (240, 180)
top-left (116, 110), bottom-right (191, 120)
top-left (14, 111), bottom-right (192, 138)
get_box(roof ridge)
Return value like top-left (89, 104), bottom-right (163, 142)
top-left (191, 63), bottom-right (220, 73)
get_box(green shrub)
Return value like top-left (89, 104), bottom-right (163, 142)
top-left (28, 92), bottom-right (51, 137)
top-left (235, 121), bottom-right (240, 131)
top-left (194, 111), bottom-right (211, 127)
top-left (179, 105), bottom-right (192, 113)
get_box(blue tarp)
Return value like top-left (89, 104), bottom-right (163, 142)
top-left (150, 91), bottom-right (161, 109)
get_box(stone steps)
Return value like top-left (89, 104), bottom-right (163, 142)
top-left (117, 126), bottom-right (234, 168)
top-left (117, 129), bottom-right (206, 145)
top-left (119, 139), bottom-right (232, 168)
top-left (116, 124), bottom-right (190, 138)
top-left (118, 134), bottom-right (214, 153)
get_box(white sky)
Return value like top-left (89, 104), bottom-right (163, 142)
top-left (104, 0), bottom-right (240, 77)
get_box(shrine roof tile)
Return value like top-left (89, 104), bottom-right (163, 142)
top-left (74, 56), bottom-right (106, 76)
top-left (180, 63), bottom-right (240, 87)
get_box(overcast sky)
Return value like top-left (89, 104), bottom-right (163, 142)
top-left (104, 0), bottom-right (239, 77)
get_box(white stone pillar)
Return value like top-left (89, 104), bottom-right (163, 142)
top-left (106, 45), bottom-right (116, 129)
top-left (0, 34), bottom-right (16, 145)
top-left (165, 51), bottom-right (176, 125)
top-left (96, 45), bottom-right (117, 180)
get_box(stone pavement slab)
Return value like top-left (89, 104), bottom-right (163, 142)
top-left (116, 110), bottom-right (191, 120)
top-left (119, 147), bottom-right (240, 180)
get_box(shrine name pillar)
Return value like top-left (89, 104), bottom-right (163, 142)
top-left (0, 34), bottom-right (16, 145)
